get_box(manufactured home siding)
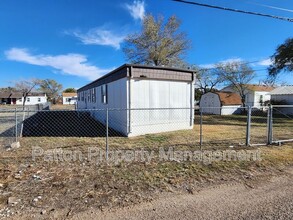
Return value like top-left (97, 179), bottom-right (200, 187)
top-left (78, 78), bottom-right (128, 135)
top-left (271, 94), bottom-right (293, 105)
top-left (271, 94), bottom-right (293, 115)
top-left (129, 79), bottom-right (193, 136)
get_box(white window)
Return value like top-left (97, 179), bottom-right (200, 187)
top-left (92, 88), bottom-right (96, 103)
top-left (101, 85), bottom-right (108, 104)
top-left (27, 97), bottom-right (30, 102)
top-left (81, 92), bottom-right (84, 101)
top-left (38, 98), bottom-right (41, 102)
top-left (260, 95), bottom-right (264, 106)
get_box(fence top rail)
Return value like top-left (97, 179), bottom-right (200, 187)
top-left (0, 107), bottom-right (195, 113)
top-left (0, 105), bottom-right (292, 113)
top-left (272, 105), bottom-right (293, 108)
top-left (199, 106), bottom-right (247, 109)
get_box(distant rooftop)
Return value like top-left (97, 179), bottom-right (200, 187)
top-left (270, 86), bottom-right (293, 95)
top-left (222, 84), bottom-right (275, 92)
top-left (0, 91), bottom-right (46, 99)
top-left (216, 92), bottom-right (242, 106)
top-left (245, 84), bottom-right (275, 92)
top-left (62, 92), bottom-right (77, 97)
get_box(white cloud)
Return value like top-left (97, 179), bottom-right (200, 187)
top-left (257, 58), bottom-right (273, 66)
top-left (5, 48), bottom-right (111, 80)
top-left (70, 27), bottom-right (125, 50)
top-left (125, 0), bottom-right (145, 21)
top-left (199, 58), bottom-right (243, 69)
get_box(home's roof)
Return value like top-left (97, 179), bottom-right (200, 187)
top-left (245, 84), bottom-right (275, 92)
top-left (78, 63), bottom-right (195, 92)
top-left (216, 92), bottom-right (242, 106)
top-left (270, 86), bottom-right (293, 95)
top-left (0, 92), bottom-right (46, 98)
top-left (0, 92), bottom-right (22, 98)
top-left (222, 84), bottom-right (275, 92)
top-left (62, 92), bottom-right (77, 97)
top-left (29, 93), bottom-right (46, 97)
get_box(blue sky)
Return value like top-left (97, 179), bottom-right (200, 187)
top-left (0, 0), bottom-right (292, 90)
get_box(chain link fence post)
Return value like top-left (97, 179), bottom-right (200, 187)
top-left (15, 108), bottom-right (18, 142)
top-left (106, 108), bottom-right (109, 161)
top-left (199, 107), bottom-right (203, 150)
top-left (246, 106), bottom-right (251, 146)
top-left (267, 105), bottom-right (273, 145)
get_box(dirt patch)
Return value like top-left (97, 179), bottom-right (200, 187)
top-left (0, 142), bottom-right (292, 219)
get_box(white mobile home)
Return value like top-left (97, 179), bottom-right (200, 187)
top-left (200, 92), bottom-right (242, 115)
top-left (270, 86), bottom-right (293, 115)
top-left (62, 92), bottom-right (77, 105)
top-left (77, 64), bottom-right (195, 137)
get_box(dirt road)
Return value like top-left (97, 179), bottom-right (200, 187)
top-left (72, 168), bottom-right (293, 220)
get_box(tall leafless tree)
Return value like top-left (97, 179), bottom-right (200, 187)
top-left (123, 14), bottom-right (191, 68)
top-left (215, 61), bottom-right (255, 107)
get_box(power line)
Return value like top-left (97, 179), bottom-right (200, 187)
top-left (172, 0), bottom-right (293, 22)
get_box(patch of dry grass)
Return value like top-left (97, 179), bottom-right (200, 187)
top-left (50, 104), bottom-right (76, 110)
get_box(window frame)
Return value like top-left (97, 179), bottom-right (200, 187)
top-left (101, 84), bottom-right (108, 104)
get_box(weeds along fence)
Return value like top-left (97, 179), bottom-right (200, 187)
top-left (0, 105), bottom-right (292, 151)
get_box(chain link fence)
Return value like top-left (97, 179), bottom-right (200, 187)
top-left (272, 105), bottom-right (293, 143)
top-left (199, 107), bottom-right (247, 148)
top-left (0, 105), bottom-right (292, 151)
top-left (250, 106), bottom-right (269, 145)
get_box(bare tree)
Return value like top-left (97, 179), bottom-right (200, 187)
top-left (123, 14), bottom-right (190, 68)
top-left (195, 67), bottom-right (223, 94)
top-left (15, 79), bottom-right (41, 109)
top-left (39, 79), bottom-right (62, 104)
top-left (215, 61), bottom-right (255, 107)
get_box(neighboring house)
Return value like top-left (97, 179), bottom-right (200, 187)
top-left (0, 92), bottom-right (47, 105)
top-left (221, 84), bottom-right (274, 107)
top-left (200, 92), bottom-right (242, 115)
top-left (62, 92), bottom-right (77, 105)
top-left (77, 64), bottom-right (195, 137)
top-left (0, 91), bottom-right (22, 105)
top-left (270, 86), bottom-right (293, 115)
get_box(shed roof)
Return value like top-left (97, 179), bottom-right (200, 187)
top-left (216, 92), bottom-right (242, 106)
top-left (270, 86), bottom-right (293, 95)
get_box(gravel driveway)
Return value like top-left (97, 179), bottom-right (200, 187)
top-left (72, 167), bottom-right (293, 220)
